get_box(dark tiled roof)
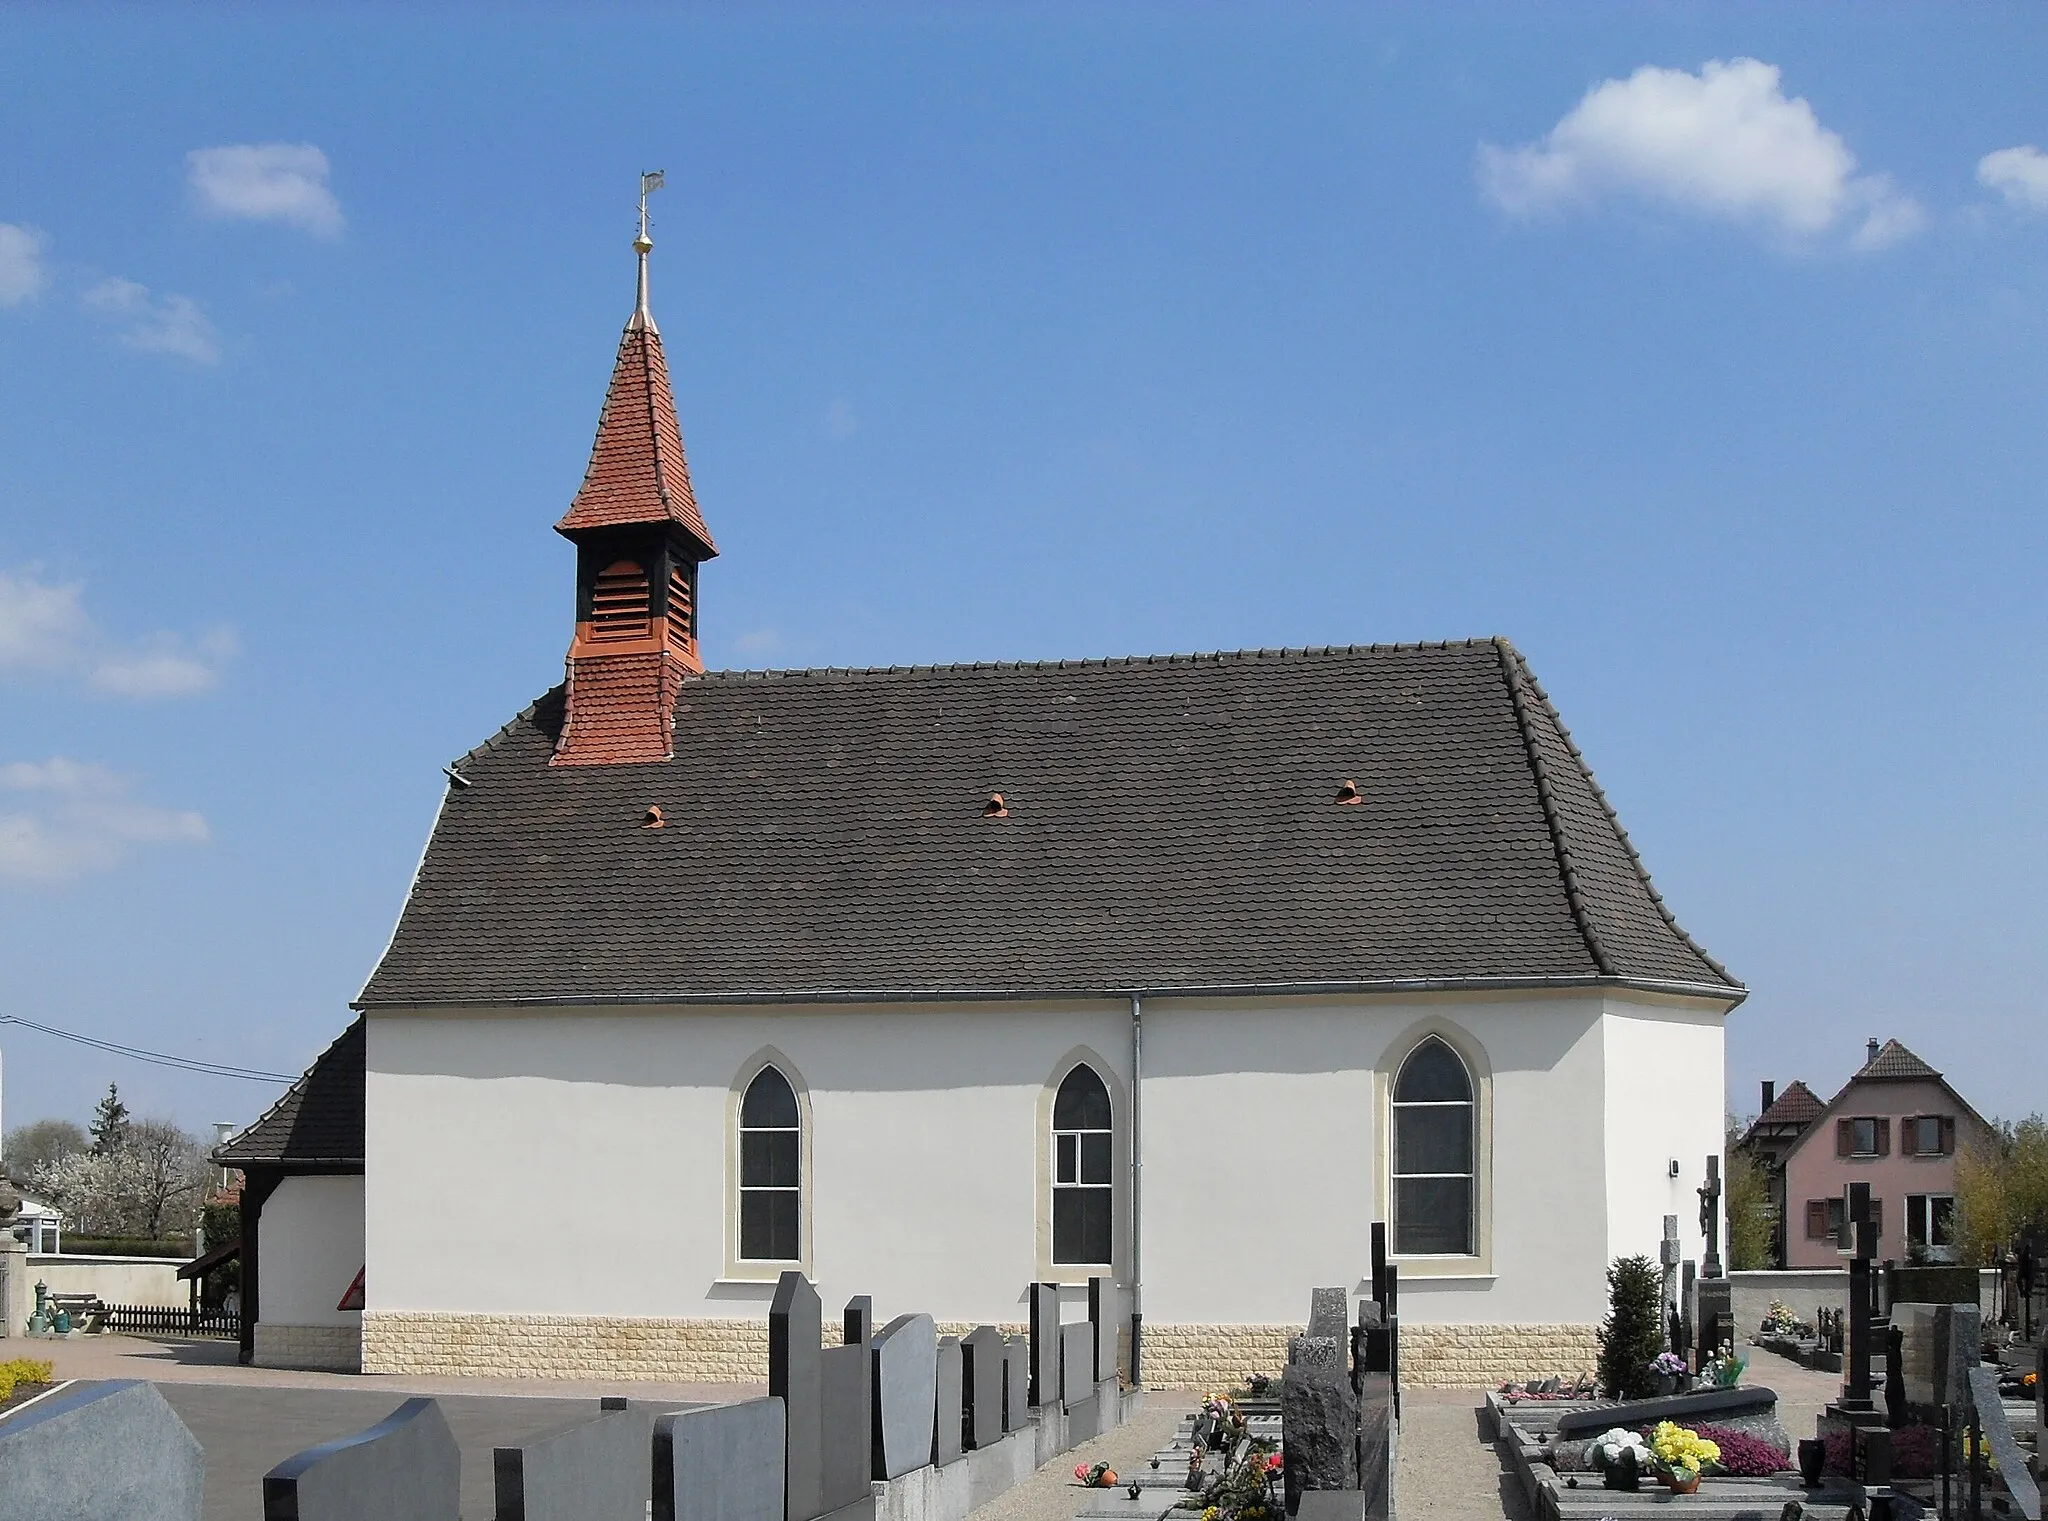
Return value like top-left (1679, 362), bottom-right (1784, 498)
top-left (1855, 1038), bottom-right (1941, 1082)
top-left (1757, 1079), bottom-right (1825, 1128)
top-left (357, 638), bottom-right (1740, 1007)
top-left (555, 320), bottom-right (716, 555)
top-left (215, 1018), bottom-right (364, 1167)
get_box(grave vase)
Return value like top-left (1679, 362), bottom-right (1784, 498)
top-left (1661, 1469), bottom-right (1701, 1495)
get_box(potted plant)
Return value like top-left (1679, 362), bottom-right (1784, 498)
top-left (1648, 1420), bottom-right (1719, 1494)
top-left (1648, 1350), bottom-right (1688, 1395)
top-left (1588, 1428), bottom-right (1651, 1491)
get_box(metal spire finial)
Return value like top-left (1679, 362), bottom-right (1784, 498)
top-left (632, 169), bottom-right (665, 331)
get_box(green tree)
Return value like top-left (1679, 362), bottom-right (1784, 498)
top-left (1597, 1255), bottom-right (1666, 1400)
top-left (3, 1118), bottom-right (88, 1184)
top-left (89, 1084), bottom-right (131, 1154)
top-left (1725, 1120), bottom-right (1775, 1270)
top-left (1958, 1114), bottom-right (2048, 1265)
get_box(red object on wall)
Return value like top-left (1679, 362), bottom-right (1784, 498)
top-left (337, 1265), bottom-right (365, 1312)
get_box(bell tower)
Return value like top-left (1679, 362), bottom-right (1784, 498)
top-left (551, 171), bottom-right (718, 766)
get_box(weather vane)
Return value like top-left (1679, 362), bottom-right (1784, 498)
top-left (638, 169), bottom-right (665, 249)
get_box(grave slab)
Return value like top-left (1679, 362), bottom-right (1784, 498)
top-left (934, 1336), bottom-right (965, 1467)
top-left (654, 1398), bottom-right (787, 1521)
top-left (493, 1406), bottom-right (644, 1521)
top-left (772, 1271), bottom-right (826, 1521)
top-left (1553, 1385), bottom-right (1776, 1438)
top-left (1061, 1322), bottom-right (1095, 1404)
top-left (873, 1313), bottom-right (938, 1480)
top-left (0, 1379), bottom-right (202, 1521)
top-left (263, 1396), bottom-right (459, 1521)
top-left (962, 1326), bottom-right (1006, 1450)
top-left (1968, 1366), bottom-right (2041, 1521)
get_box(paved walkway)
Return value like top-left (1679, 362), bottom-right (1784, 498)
top-left (966, 1401), bottom-right (1182, 1521)
top-left (1396, 1387), bottom-right (1532, 1521)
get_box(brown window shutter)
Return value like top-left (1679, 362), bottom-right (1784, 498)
top-left (1806, 1200), bottom-right (1830, 1239)
top-left (1837, 1118), bottom-right (1853, 1157)
top-left (1872, 1197), bottom-right (1884, 1237)
top-left (1940, 1116), bottom-right (1955, 1156)
top-left (1901, 1117), bottom-right (1918, 1157)
top-left (1876, 1117), bottom-right (1891, 1156)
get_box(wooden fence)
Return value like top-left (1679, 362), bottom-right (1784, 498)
top-left (100, 1302), bottom-right (241, 1340)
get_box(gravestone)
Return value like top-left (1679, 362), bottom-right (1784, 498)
top-left (1281, 1362), bottom-right (1358, 1511)
top-left (2037, 1338), bottom-right (2046, 1433)
top-left (1060, 1320), bottom-right (1096, 1402)
top-left (1659, 1215), bottom-right (1681, 1348)
top-left (1679, 1259), bottom-right (1697, 1355)
top-left (1087, 1277), bottom-right (1105, 1388)
top-left (1309, 1286), bottom-right (1347, 1341)
top-left (1369, 1222), bottom-right (1388, 1307)
top-left (934, 1336), bottom-right (965, 1466)
top-left (1967, 1366), bottom-right (2042, 1521)
top-left (0, 1380), bottom-right (202, 1521)
top-left (820, 1297), bottom-right (875, 1518)
top-left (872, 1313), bottom-right (938, 1480)
top-left (770, 1271), bottom-right (825, 1521)
top-left (1893, 1302), bottom-right (1940, 1408)
top-left (495, 1405), bottom-right (645, 1521)
top-left (961, 1326), bottom-right (1006, 1450)
top-left (1698, 1154), bottom-right (1723, 1279)
top-left (1355, 1372), bottom-right (1394, 1521)
top-left (1002, 1334), bottom-right (1030, 1432)
top-left (653, 1397), bottom-right (787, 1521)
top-left (264, 1397), bottom-right (458, 1521)
top-left (1027, 1281), bottom-right (1060, 1407)
top-left (1934, 1301), bottom-right (1982, 1416)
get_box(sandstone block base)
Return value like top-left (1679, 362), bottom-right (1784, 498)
top-left (255, 1321), bottom-right (363, 1373)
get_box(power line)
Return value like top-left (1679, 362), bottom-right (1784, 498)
top-left (0, 1015), bottom-right (297, 1084)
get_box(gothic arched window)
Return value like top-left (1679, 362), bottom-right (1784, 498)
top-left (1052, 1064), bottom-right (1113, 1266)
top-left (1391, 1037), bottom-right (1476, 1255)
top-left (739, 1065), bottom-right (801, 1262)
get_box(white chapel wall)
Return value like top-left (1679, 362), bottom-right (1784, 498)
top-left (262, 1173), bottom-right (366, 1328)
top-left (1599, 997), bottom-right (1727, 1272)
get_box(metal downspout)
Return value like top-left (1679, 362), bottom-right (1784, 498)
top-left (1130, 993), bottom-right (1144, 1387)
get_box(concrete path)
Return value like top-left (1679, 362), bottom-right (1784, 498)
top-left (1397, 1387), bottom-right (1533, 1521)
top-left (965, 1402), bottom-right (1181, 1521)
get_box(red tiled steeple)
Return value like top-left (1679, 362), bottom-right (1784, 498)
top-left (551, 178), bottom-right (716, 768)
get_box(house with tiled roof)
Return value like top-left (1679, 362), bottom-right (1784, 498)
top-left (234, 199), bottom-right (1746, 1387)
top-left (1769, 1039), bottom-right (1994, 1269)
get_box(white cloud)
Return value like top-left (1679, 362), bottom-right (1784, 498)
top-left (0, 758), bottom-right (208, 882)
top-left (0, 223), bottom-right (48, 306)
top-left (1978, 145), bottom-right (2048, 212)
top-left (187, 143), bottom-right (342, 236)
top-left (0, 568), bottom-right (232, 698)
top-left (83, 276), bottom-right (220, 365)
top-left (1478, 58), bottom-right (1922, 249)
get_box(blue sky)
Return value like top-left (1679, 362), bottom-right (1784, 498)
top-left (1, 6), bottom-right (2044, 1139)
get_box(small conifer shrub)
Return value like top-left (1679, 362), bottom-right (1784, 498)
top-left (1596, 1255), bottom-right (1666, 1400)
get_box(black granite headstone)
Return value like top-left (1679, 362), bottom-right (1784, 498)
top-left (961, 1325), bottom-right (1006, 1450)
top-left (770, 1271), bottom-right (825, 1521)
top-left (1027, 1281), bottom-right (1060, 1407)
top-left (1369, 1222), bottom-right (1387, 1307)
top-left (1088, 1277), bottom-right (1104, 1387)
top-left (264, 1397), bottom-right (458, 1521)
top-left (934, 1336), bottom-right (964, 1466)
top-left (820, 1298), bottom-right (874, 1518)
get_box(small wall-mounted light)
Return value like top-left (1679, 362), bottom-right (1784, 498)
top-left (982, 792), bottom-right (1009, 818)
top-left (1336, 779), bottom-right (1363, 805)
top-left (1668, 1159), bottom-right (1681, 1178)
top-left (642, 805), bottom-right (665, 829)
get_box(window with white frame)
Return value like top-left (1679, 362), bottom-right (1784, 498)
top-left (1391, 1037), bottom-right (1476, 1256)
top-left (1051, 1064), bottom-right (1113, 1266)
top-left (739, 1065), bottom-right (801, 1262)
top-left (1906, 1194), bottom-right (1957, 1259)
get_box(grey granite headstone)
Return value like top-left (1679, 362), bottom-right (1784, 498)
top-left (1060, 1320), bottom-right (1095, 1404)
top-left (1968, 1366), bottom-right (2041, 1521)
top-left (820, 1306), bottom-right (874, 1518)
top-left (0, 1380), bottom-right (202, 1521)
top-left (653, 1397), bottom-right (786, 1521)
top-left (1307, 1287), bottom-right (1348, 1341)
top-left (1288, 1334), bottom-right (1342, 1369)
top-left (961, 1325), bottom-right (1006, 1449)
top-left (1936, 1301), bottom-right (1982, 1414)
top-left (1281, 1363), bottom-right (1358, 1512)
top-left (495, 1407), bottom-right (645, 1521)
top-left (1027, 1281), bottom-right (1060, 1407)
top-left (771, 1271), bottom-right (825, 1521)
top-left (264, 1397), bottom-right (458, 1521)
top-left (1002, 1334), bottom-right (1030, 1432)
top-left (872, 1313), bottom-right (938, 1480)
top-left (934, 1336), bottom-right (964, 1466)
top-left (1894, 1302), bottom-right (1939, 1407)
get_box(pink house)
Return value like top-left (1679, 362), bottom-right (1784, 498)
top-left (1777, 1039), bottom-right (1995, 1269)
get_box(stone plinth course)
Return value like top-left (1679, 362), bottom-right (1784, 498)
top-left (263, 1396), bottom-right (459, 1521)
top-left (0, 1379), bottom-right (203, 1521)
top-left (653, 1397), bottom-right (787, 1521)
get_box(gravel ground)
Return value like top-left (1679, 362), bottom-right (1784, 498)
top-left (1397, 1387), bottom-right (1532, 1521)
top-left (966, 1401), bottom-right (1184, 1521)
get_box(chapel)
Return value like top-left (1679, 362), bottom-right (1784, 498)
top-left (219, 203), bottom-right (1745, 1386)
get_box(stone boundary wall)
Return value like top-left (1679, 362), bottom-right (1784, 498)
top-left (1139, 1322), bottom-right (1599, 1390)
top-left (26, 1254), bottom-right (186, 1308)
top-left (362, 1313), bottom-right (1032, 1381)
top-left (1727, 1268), bottom-right (1997, 1336)
top-left (256, 1321), bottom-right (363, 1373)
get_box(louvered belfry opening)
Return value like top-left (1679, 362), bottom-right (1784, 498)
top-left (665, 562), bottom-right (693, 648)
top-left (590, 559), bottom-right (652, 641)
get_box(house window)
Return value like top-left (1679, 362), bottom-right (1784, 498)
top-left (1052, 1065), bottom-right (1113, 1266)
top-left (739, 1066), bottom-right (801, 1262)
top-left (1905, 1116), bottom-right (1954, 1157)
top-left (1392, 1037), bottom-right (1475, 1256)
top-left (1806, 1200), bottom-right (1835, 1240)
top-left (1907, 1194), bottom-right (1957, 1257)
top-left (1837, 1116), bottom-right (1890, 1158)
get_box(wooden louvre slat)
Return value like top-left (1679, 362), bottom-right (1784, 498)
top-left (666, 565), bottom-right (693, 645)
top-left (591, 560), bottom-right (650, 639)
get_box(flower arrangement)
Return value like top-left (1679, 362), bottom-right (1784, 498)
top-left (1589, 1427), bottom-right (1650, 1472)
top-left (1648, 1351), bottom-right (1687, 1378)
top-left (1074, 1463), bottom-right (1120, 1488)
top-left (1698, 1352), bottom-right (1746, 1388)
top-left (1759, 1300), bottom-right (1804, 1337)
top-left (1648, 1421), bottom-right (1720, 1490)
top-left (1687, 1424), bottom-right (1789, 1477)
